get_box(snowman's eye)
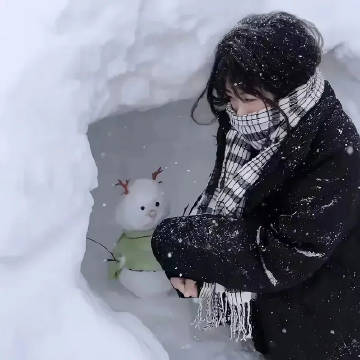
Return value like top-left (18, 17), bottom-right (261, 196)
top-left (140, 206), bottom-right (145, 210)
top-left (155, 202), bottom-right (160, 207)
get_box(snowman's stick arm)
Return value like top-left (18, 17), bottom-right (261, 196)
top-left (86, 236), bottom-right (119, 262)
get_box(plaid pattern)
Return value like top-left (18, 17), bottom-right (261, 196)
top-left (190, 68), bottom-right (325, 342)
top-left (190, 68), bottom-right (325, 217)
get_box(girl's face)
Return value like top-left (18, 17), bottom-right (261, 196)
top-left (225, 80), bottom-right (275, 116)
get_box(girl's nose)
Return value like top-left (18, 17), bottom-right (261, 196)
top-left (148, 209), bottom-right (157, 218)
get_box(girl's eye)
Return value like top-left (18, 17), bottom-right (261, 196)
top-left (140, 206), bottom-right (145, 210)
top-left (155, 202), bottom-right (160, 207)
top-left (228, 96), bottom-right (256, 106)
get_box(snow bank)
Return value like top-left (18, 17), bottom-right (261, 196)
top-left (0, 0), bottom-right (359, 359)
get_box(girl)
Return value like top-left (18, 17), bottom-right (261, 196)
top-left (151, 11), bottom-right (360, 359)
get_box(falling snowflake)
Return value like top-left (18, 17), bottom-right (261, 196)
top-left (346, 145), bottom-right (354, 155)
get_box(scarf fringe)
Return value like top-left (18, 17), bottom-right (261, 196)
top-left (190, 282), bottom-right (253, 342)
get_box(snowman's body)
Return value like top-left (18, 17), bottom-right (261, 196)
top-left (110, 173), bottom-right (173, 298)
top-left (119, 269), bottom-right (173, 298)
top-left (109, 228), bottom-right (172, 297)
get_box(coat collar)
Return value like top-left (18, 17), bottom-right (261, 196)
top-left (216, 80), bottom-right (338, 217)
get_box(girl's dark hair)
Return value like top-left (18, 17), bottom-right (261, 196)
top-left (190, 11), bottom-right (324, 130)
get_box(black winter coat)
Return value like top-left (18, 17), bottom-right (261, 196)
top-left (151, 81), bottom-right (360, 359)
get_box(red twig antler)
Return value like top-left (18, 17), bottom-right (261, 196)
top-left (115, 179), bottom-right (130, 194)
top-left (152, 167), bottom-right (163, 180)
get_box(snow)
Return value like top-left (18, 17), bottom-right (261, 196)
top-left (1, 0), bottom-right (360, 359)
top-left (294, 248), bottom-right (325, 258)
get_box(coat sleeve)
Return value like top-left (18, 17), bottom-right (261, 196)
top-left (151, 144), bottom-right (360, 294)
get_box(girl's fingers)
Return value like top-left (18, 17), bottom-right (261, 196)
top-left (184, 279), bottom-right (198, 298)
top-left (170, 277), bottom-right (185, 293)
top-left (170, 278), bottom-right (198, 297)
top-left (170, 277), bottom-right (184, 288)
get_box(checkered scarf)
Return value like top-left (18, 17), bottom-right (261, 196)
top-left (189, 68), bottom-right (325, 342)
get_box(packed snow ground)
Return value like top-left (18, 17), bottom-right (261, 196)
top-left (1, 0), bottom-right (359, 359)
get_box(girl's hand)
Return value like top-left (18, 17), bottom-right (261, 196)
top-left (170, 277), bottom-right (198, 297)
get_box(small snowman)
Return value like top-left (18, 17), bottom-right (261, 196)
top-left (109, 167), bottom-right (174, 298)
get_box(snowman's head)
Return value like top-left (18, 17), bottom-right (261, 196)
top-left (115, 169), bottom-right (170, 232)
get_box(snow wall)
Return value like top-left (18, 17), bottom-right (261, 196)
top-left (0, 0), bottom-right (359, 359)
